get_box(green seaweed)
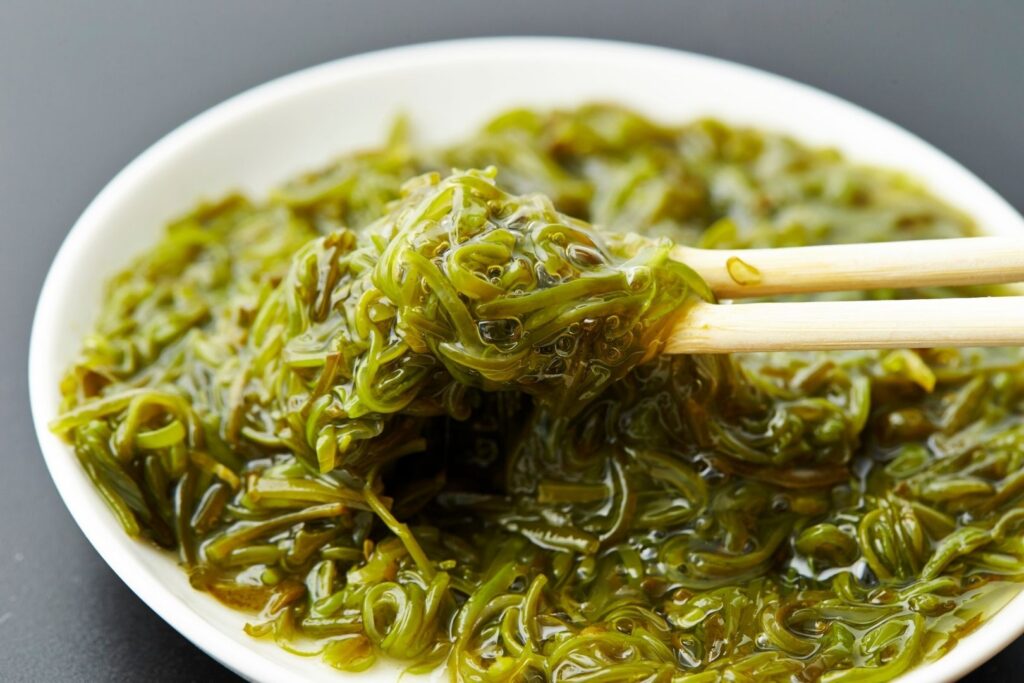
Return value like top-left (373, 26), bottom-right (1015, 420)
top-left (53, 104), bottom-right (1024, 681)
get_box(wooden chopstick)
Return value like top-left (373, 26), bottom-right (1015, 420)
top-left (666, 297), bottom-right (1024, 354)
top-left (675, 237), bottom-right (1024, 299)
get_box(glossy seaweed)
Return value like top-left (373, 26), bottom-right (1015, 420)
top-left (53, 105), bottom-right (1024, 681)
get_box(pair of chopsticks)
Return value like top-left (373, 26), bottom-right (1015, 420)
top-left (664, 237), bottom-right (1024, 354)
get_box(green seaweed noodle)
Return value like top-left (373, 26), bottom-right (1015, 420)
top-left (53, 105), bottom-right (1024, 681)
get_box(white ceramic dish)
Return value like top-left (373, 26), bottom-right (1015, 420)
top-left (29, 37), bottom-right (1024, 682)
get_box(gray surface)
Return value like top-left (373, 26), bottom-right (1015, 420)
top-left (1, 1), bottom-right (1022, 680)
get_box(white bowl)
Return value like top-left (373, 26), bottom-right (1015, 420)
top-left (29, 37), bottom-right (1024, 682)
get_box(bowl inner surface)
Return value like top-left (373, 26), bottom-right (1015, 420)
top-left (29, 37), bottom-right (1024, 683)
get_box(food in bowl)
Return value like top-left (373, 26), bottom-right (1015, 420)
top-left (50, 105), bottom-right (1024, 681)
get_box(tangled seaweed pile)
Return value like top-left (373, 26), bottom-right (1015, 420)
top-left (53, 106), bottom-right (1024, 681)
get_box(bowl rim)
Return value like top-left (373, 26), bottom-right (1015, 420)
top-left (28, 35), bottom-right (1024, 682)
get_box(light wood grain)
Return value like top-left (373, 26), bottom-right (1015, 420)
top-left (666, 297), bottom-right (1024, 354)
top-left (674, 237), bottom-right (1024, 299)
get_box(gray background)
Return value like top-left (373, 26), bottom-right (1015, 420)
top-left (2, 1), bottom-right (1022, 680)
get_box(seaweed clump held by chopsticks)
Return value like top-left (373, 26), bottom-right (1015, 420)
top-left (51, 105), bottom-right (1024, 682)
top-left (248, 168), bottom-right (710, 475)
